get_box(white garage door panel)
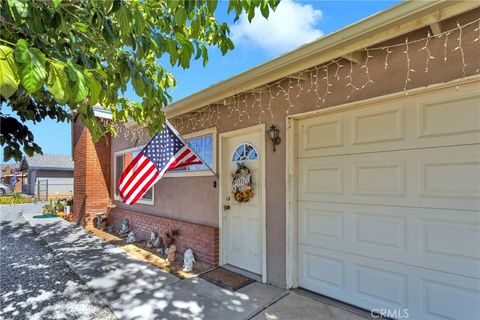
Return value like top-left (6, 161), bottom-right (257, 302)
top-left (298, 144), bottom-right (480, 211)
top-left (298, 246), bottom-right (480, 320)
top-left (296, 83), bottom-right (480, 320)
top-left (298, 86), bottom-right (480, 158)
top-left (299, 202), bottom-right (480, 278)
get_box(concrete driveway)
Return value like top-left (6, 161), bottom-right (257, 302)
top-left (14, 205), bottom-right (372, 320)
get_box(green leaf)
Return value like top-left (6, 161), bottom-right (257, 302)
top-left (102, 19), bottom-right (114, 43)
top-left (191, 18), bottom-right (199, 37)
top-left (46, 61), bottom-right (69, 104)
top-left (14, 39), bottom-right (47, 93)
top-left (116, 6), bottom-right (131, 35)
top-left (132, 74), bottom-right (145, 97)
top-left (174, 7), bottom-right (187, 25)
top-left (133, 9), bottom-right (145, 36)
top-left (73, 22), bottom-right (88, 33)
top-left (260, 3), bottom-right (269, 18)
top-left (85, 72), bottom-right (101, 107)
top-left (0, 45), bottom-right (19, 99)
top-left (51, 12), bottom-right (62, 29)
top-left (52, 0), bottom-right (63, 9)
top-left (184, 0), bottom-right (195, 14)
top-left (31, 8), bottom-right (44, 33)
top-left (247, 6), bottom-right (255, 22)
top-left (194, 43), bottom-right (202, 60)
top-left (67, 60), bottom-right (89, 102)
top-left (201, 45), bottom-right (208, 67)
top-left (108, 0), bottom-right (121, 14)
top-left (207, 0), bottom-right (218, 13)
top-left (8, 0), bottom-right (29, 20)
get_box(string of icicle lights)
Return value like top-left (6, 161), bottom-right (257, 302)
top-left (114, 17), bottom-right (480, 139)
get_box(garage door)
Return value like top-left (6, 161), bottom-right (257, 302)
top-left (296, 83), bottom-right (480, 320)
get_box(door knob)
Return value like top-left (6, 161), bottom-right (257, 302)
top-left (224, 205), bottom-right (231, 210)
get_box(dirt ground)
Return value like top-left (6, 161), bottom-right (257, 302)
top-left (85, 227), bottom-right (212, 279)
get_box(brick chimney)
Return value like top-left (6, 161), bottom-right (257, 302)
top-left (72, 118), bottom-right (111, 226)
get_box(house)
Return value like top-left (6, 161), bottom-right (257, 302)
top-left (19, 154), bottom-right (74, 199)
top-left (72, 2), bottom-right (480, 319)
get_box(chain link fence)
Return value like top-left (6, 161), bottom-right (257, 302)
top-left (18, 181), bottom-right (73, 201)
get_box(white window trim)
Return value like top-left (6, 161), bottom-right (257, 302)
top-left (165, 127), bottom-right (217, 178)
top-left (113, 145), bottom-right (155, 205)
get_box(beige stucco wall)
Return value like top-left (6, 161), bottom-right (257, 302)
top-left (111, 9), bottom-right (480, 288)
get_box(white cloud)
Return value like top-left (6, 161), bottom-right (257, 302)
top-left (230, 0), bottom-right (323, 56)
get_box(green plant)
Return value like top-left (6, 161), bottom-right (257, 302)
top-left (0, 0), bottom-right (278, 161)
top-left (0, 195), bottom-right (32, 205)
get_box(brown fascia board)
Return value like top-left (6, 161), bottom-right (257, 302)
top-left (164, 0), bottom-right (479, 119)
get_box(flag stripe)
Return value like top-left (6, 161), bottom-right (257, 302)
top-left (120, 160), bottom-right (155, 198)
top-left (127, 170), bottom-right (159, 204)
top-left (118, 152), bottom-right (143, 186)
top-left (173, 159), bottom-right (203, 169)
top-left (166, 149), bottom-right (192, 171)
top-left (125, 168), bottom-right (159, 204)
top-left (121, 162), bottom-right (157, 202)
top-left (119, 155), bottom-right (149, 191)
top-left (119, 157), bottom-right (152, 197)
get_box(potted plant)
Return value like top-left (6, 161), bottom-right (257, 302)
top-left (56, 203), bottom-right (65, 217)
top-left (64, 199), bottom-right (72, 217)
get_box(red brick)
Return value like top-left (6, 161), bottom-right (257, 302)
top-left (106, 207), bottom-right (219, 266)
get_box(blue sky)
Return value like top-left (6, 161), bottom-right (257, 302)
top-left (2, 0), bottom-right (399, 163)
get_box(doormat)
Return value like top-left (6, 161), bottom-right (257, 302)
top-left (199, 267), bottom-right (255, 291)
top-left (33, 213), bottom-right (59, 218)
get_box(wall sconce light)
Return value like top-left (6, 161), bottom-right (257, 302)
top-left (267, 125), bottom-right (281, 152)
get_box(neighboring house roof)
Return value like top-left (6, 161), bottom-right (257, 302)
top-left (20, 154), bottom-right (74, 171)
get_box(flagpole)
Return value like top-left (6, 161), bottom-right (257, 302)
top-left (166, 120), bottom-right (218, 178)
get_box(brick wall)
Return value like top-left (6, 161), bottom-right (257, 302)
top-left (73, 119), bottom-right (111, 226)
top-left (107, 207), bottom-right (219, 266)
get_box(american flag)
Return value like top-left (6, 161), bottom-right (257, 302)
top-left (118, 122), bottom-right (204, 205)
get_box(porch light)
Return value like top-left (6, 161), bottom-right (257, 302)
top-left (267, 125), bottom-right (281, 152)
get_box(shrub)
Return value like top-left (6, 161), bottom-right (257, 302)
top-left (0, 194), bottom-right (33, 205)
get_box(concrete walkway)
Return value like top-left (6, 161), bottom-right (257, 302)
top-left (21, 208), bottom-right (370, 320)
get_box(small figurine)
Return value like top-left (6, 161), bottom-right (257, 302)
top-left (153, 235), bottom-right (163, 248)
top-left (183, 249), bottom-right (195, 272)
top-left (166, 244), bottom-right (176, 262)
top-left (100, 219), bottom-right (107, 231)
top-left (147, 231), bottom-right (157, 248)
top-left (118, 219), bottom-right (130, 236)
top-left (165, 229), bottom-right (178, 247)
top-left (126, 231), bottom-right (136, 243)
top-left (94, 214), bottom-right (107, 230)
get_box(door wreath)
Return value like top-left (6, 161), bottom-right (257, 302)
top-left (232, 162), bottom-right (254, 203)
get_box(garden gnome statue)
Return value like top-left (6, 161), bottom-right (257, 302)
top-left (126, 231), bottom-right (136, 243)
top-left (147, 231), bottom-right (157, 248)
top-left (183, 249), bottom-right (195, 272)
top-left (167, 244), bottom-right (176, 262)
top-left (118, 219), bottom-right (130, 236)
top-left (153, 235), bottom-right (162, 248)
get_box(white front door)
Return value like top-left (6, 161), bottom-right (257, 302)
top-left (221, 126), bottom-right (264, 275)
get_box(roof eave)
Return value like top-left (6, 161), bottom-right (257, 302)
top-left (29, 167), bottom-right (73, 171)
top-left (164, 0), bottom-right (478, 119)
